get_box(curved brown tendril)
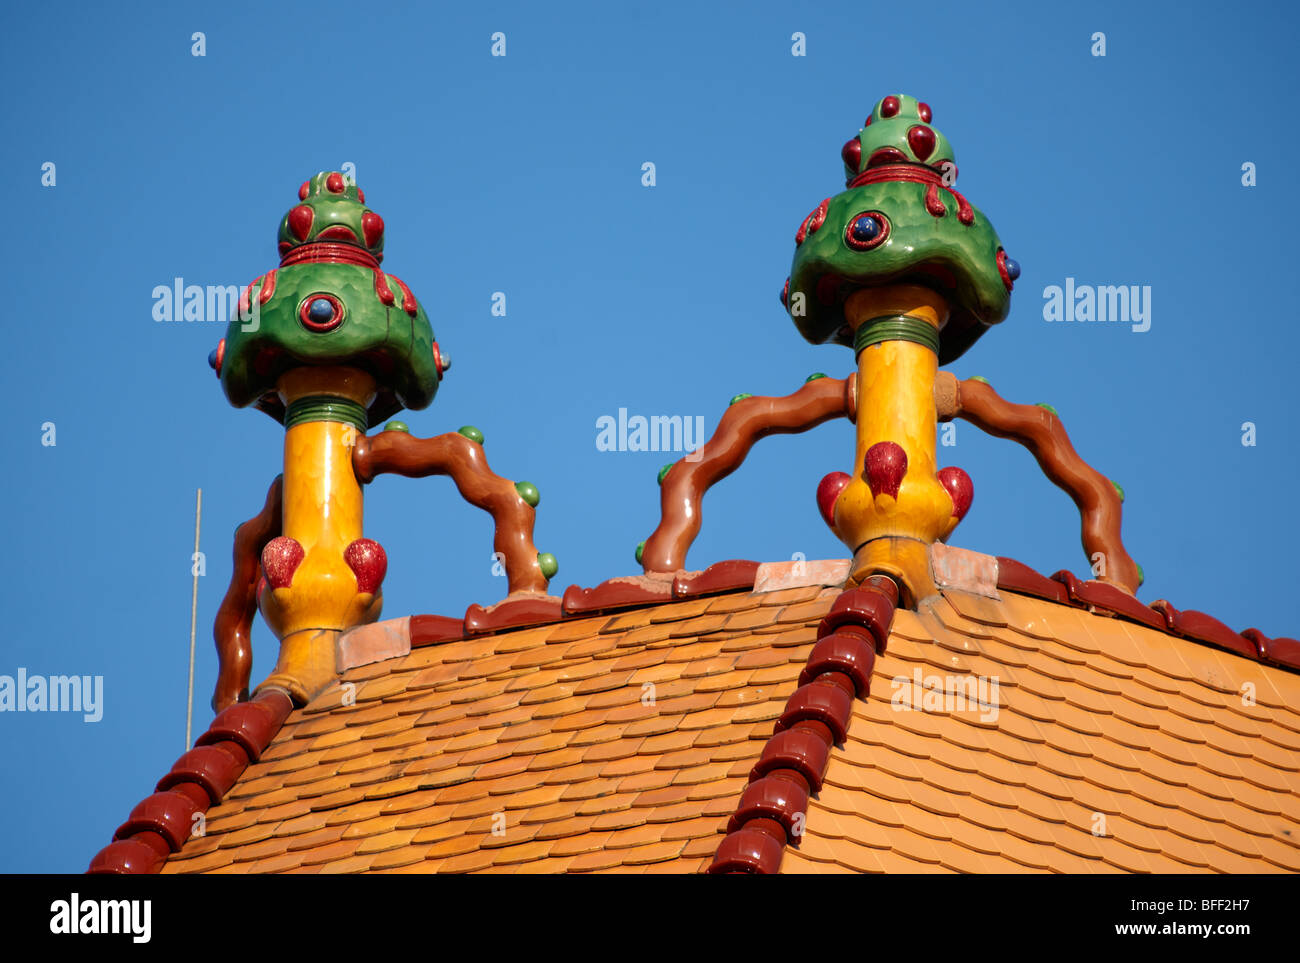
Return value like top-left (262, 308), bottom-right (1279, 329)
top-left (213, 474), bottom-right (283, 712)
top-left (953, 378), bottom-right (1140, 595)
top-left (353, 431), bottom-right (549, 595)
top-left (642, 375), bottom-right (855, 573)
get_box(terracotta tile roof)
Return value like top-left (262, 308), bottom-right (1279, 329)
top-left (797, 591), bottom-right (1300, 874)
top-left (153, 578), bottom-right (832, 874)
top-left (89, 554), bottom-right (1300, 874)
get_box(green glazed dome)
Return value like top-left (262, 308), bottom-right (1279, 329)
top-left (215, 172), bottom-right (444, 426)
top-left (785, 96), bottom-right (1017, 365)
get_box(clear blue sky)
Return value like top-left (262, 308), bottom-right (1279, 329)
top-left (2, 0), bottom-right (1296, 872)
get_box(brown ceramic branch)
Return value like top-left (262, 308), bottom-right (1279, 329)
top-left (642, 375), bottom-right (855, 573)
top-left (213, 475), bottom-right (283, 712)
top-left (953, 378), bottom-right (1140, 595)
top-left (352, 432), bottom-right (549, 595)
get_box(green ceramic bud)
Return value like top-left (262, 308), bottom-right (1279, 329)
top-left (515, 481), bottom-right (540, 508)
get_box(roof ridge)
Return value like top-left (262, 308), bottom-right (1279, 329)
top-left (87, 688), bottom-right (293, 874)
top-left (709, 577), bottom-right (898, 873)
top-left (993, 557), bottom-right (1300, 674)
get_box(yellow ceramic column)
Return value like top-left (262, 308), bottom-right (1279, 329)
top-left (833, 285), bottom-right (952, 604)
top-left (258, 366), bottom-right (380, 702)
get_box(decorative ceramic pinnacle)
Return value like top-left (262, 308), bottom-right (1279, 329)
top-left (640, 95), bottom-right (1139, 602)
top-left (209, 175), bottom-right (556, 711)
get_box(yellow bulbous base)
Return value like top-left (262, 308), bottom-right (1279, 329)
top-left (259, 366), bottom-right (382, 703)
top-left (834, 286), bottom-right (955, 604)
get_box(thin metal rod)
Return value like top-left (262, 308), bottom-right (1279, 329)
top-left (186, 488), bottom-right (202, 750)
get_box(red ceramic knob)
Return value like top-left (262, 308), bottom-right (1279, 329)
top-left (287, 204), bottom-right (313, 241)
top-left (864, 441), bottom-right (907, 499)
top-left (880, 95), bottom-right (900, 118)
top-left (917, 101), bottom-right (932, 123)
top-left (298, 180), bottom-right (310, 200)
top-left (362, 211), bottom-right (384, 247)
top-left (261, 536), bottom-right (304, 589)
top-left (325, 172), bottom-right (346, 193)
top-left (907, 125), bottom-right (936, 161)
top-left (937, 466), bottom-right (974, 520)
top-left (344, 538), bottom-right (388, 594)
top-left (816, 471), bottom-right (851, 528)
top-left (841, 137), bottom-right (861, 173)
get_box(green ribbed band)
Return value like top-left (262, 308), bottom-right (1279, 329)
top-left (284, 395), bottom-right (369, 431)
top-left (854, 314), bottom-right (940, 357)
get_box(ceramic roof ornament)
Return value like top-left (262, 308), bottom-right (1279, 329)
top-left (207, 173), bottom-right (557, 711)
top-left (641, 96), bottom-right (1139, 605)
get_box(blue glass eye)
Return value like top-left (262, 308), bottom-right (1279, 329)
top-left (1004, 257), bottom-right (1020, 281)
top-left (850, 215), bottom-right (881, 243)
top-left (307, 298), bottom-right (335, 324)
top-left (845, 211), bottom-right (889, 250)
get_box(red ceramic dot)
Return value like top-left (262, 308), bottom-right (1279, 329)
top-left (864, 441), bottom-right (907, 499)
top-left (780, 277), bottom-right (790, 308)
top-left (362, 211), bottom-right (384, 248)
top-left (432, 340), bottom-right (445, 377)
top-left (357, 188), bottom-right (365, 203)
top-left (261, 537), bottom-right (305, 589)
top-left (288, 204), bottom-right (313, 241)
top-left (841, 137), bottom-right (861, 172)
top-left (326, 172), bottom-right (346, 193)
top-left (298, 181), bottom-right (310, 201)
top-left (880, 96), bottom-right (900, 118)
top-left (213, 338), bottom-right (225, 377)
top-left (863, 115), bottom-right (872, 127)
top-left (907, 125), bottom-right (936, 161)
top-left (937, 466), bottom-right (974, 520)
top-left (344, 538), bottom-right (387, 594)
top-left (917, 102), bottom-right (932, 123)
top-left (816, 472), bottom-right (852, 528)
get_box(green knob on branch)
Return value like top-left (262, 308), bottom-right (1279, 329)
top-left (515, 481), bottom-right (540, 508)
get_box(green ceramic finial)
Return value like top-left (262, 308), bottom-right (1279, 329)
top-left (212, 172), bottom-right (446, 427)
top-left (785, 95), bottom-right (1019, 365)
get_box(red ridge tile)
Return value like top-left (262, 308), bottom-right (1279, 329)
top-left (995, 557), bottom-right (1069, 604)
top-left (562, 576), bottom-right (674, 615)
top-left (464, 595), bottom-right (565, 635)
top-left (409, 614), bottom-right (466, 647)
top-left (673, 560), bottom-right (761, 599)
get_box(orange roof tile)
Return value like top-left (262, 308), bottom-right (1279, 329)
top-left (92, 552), bottom-right (1300, 876)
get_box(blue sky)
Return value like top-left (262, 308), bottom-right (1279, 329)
top-left (2, 0), bottom-right (1296, 872)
